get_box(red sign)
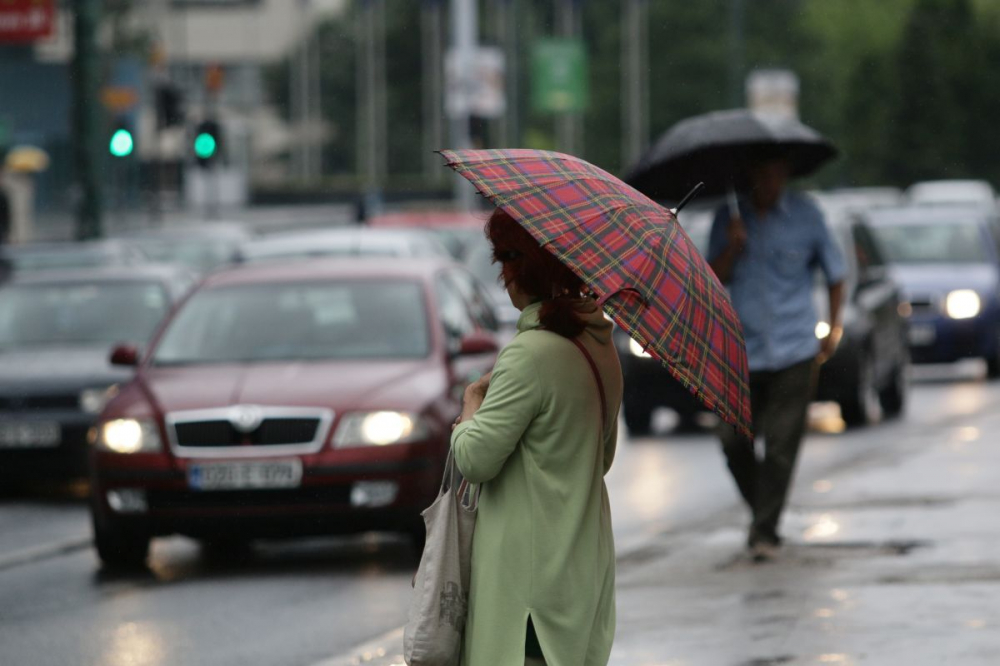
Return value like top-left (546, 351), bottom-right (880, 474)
top-left (0, 0), bottom-right (54, 43)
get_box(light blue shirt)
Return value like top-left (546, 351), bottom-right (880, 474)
top-left (708, 191), bottom-right (846, 372)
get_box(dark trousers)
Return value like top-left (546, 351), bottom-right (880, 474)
top-left (718, 358), bottom-right (816, 544)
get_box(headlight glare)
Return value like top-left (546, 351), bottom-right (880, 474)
top-left (79, 385), bottom-right (118, 415)
top-left (334, 411), bottom-right (429, 448)
top-left (628, 338), bottom-right (652, 358)
top-left (945, 289), bottom-right (981, 319)
top-left (97, 419), bottom-right (161, 454)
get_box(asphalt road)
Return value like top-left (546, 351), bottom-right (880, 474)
top-left (0, 361), bottom-right (995, 666)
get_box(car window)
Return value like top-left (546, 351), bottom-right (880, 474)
top-left (851, 223), bottom-right (886, 270)
top-left (0, 281), bottom-right (169, 349)
top-left (434, 274), bottom-right (476, 342)
top-left (447, 269), bottom-right (499, 332)
top-left (153, 280), bottom-right (430, 364)
top-left (870, 221), bottom-right (990, 264)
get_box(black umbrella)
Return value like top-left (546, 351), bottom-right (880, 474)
top-left (625, 109), bottom-right (838, 202)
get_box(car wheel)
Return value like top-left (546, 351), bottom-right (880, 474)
top-left (92, 516), bottom-right (150, 571)
top-left (407, 525), bottom-right (427, 560)
top-left (673, 410), bottom-right (702, 433)
top-left (623, 400), bottom-right (653, 437)
top-left (986, 347), bottom-right (1000, 379)
top-left (839, 352), bottom-right (881, 427)
top-left (879, 359), bottom-right (908, 418)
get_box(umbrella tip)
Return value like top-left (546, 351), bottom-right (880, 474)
top-left (670, 182), bottom-right (705, 216)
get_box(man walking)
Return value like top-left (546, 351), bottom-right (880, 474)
top-left (707, 153), bottom-right (845, 561)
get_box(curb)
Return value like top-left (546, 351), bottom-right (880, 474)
top-left (0, 534), bottom-right (92, 573)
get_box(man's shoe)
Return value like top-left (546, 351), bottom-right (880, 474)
top-left (749, 539), bottom-right (781, 562)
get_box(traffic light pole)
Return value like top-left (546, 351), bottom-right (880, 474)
top-left (72, 0), bottom-right (103, 240)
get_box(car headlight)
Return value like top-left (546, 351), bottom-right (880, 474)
top-left (79, 385), bottom-right (118, 415)
top-left (628, 338), bottom-right (652, 358)
top-left (815, 321), bottom-right (831, 339)
top-left (945, 289), bottom-right (981, 319)
top-left (96, 419), bottom-right (162, 454)
top-left (333, 411), bottom-right (430, 448)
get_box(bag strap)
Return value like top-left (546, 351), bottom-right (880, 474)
top-left (570, 337), bottom-right (607, 433)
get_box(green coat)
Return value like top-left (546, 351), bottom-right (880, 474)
top-left (452, 301), bottom-right (623, 666)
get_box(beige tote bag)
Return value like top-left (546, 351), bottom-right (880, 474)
top-left (404, 448), bottom-right (478, 666)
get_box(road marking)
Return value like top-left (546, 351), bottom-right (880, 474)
top-left (0, 534), bottom-right (92, 573)
top-left (310, 626), bottom-right (405, 666)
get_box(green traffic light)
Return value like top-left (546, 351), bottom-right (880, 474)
top-left (109, 128), bottom-right (134, 157)
top-left (194, 132), bottom-right (217, 159)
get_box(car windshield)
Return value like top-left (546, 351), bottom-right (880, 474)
top-left (153, 280), bottom-right (430, 364)
top-left (870, 221), bottom-right (988, 264)
top-left (0, 281), bottom-right (169, 349)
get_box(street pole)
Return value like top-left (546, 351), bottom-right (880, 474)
top-left (449, 0), bottom-right (476, 211)
top-left (422, 0), bottom-right (445, 181)
top-left (621, 0), bottom-right (648, 170)
top-left (729, 0), bottom-right (745, 108)
top-left (72, 0), bottom-right (103, 240)
top-left (556, 0), bottom-right (582, 156)
top-left (495, 0), bottom-right (518, 148)
top-left (356, 0), bottom-right (386, 214)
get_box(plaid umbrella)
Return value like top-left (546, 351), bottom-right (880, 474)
top-left (440, 148), bottom-right (752, 440)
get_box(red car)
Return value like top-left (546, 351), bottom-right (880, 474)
top-left (88, 257), bottom-right (500, 569)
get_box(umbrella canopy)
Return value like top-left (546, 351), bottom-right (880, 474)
top-left (440, 148), bottom-right (752, 440)
top-left (625, 109), bottom-right (838, 202)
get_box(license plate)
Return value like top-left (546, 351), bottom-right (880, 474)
top-left (0, 421), bottom-right (60, 449)
top-left (908, 323), bottom-right (936, 346)
top-left (188, 460), bottom-right (303, 491)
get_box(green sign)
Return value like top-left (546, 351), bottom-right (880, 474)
top-left (531, 38), bottom-right (588, 114)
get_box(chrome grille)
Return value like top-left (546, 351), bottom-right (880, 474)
top-left (167, 406), bottom-right (333, 458)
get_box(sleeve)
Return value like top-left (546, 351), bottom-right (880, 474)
top-left (706, 205), bottom-right (730, 264)
top-left (813, 204), bottom-right (847, 285)
top-left (451, 340), bottom-right (542, 484)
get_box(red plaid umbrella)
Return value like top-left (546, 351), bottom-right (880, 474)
top-left (440, 148), bottom-right (752, 439)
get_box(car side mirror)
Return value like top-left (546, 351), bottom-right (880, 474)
top-left (109, 344), bottom-right (139, 367)
top-left (455, 331), bottom-right (499, 356)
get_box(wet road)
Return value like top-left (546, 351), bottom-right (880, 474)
top-left (1, 361), bottom-right (995, 666)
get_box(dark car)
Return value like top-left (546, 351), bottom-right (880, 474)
top-left (0, 265), bottom-right (196, 481)
top-left (863, 205), bottom-right (1000, 377)
top-left (237, 227), bottom-right (451, 264)
top-left (88, 257), bottom-right (500, 569)
top-left (0, 239), bottom-right (147, 274)
top-left (615, 197), bottom-right (909, 434)
top-left (115, 221), bottom-right (252, 274)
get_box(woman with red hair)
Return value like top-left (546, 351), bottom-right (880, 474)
top-left (452, 208), bottom-right (624, 666)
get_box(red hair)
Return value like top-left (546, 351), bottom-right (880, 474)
top-left (485, 208), bottom-right (586, 338)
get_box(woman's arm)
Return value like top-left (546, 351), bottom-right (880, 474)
top-left (451, 341), bottom-right (541, 484)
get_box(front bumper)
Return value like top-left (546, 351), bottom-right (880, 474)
top-left (90, 445), bottom-right (445, 539)
top-left (906, 314), bottom-right (998, 363)
top-left (0, 410), bottom-right (95, 480)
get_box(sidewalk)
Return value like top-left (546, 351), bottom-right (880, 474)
top-left (326, 411), bottom-right (1000, 666)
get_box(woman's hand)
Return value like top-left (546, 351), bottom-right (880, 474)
top-left (454, 372), bottom-right (492, 429)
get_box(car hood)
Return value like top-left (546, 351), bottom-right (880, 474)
top-left (889, 264), bottom-right (999, 295)
top-left (0, 346), bottom-right (132, 393)
top-left (141, 359), bottom-right (446, 413)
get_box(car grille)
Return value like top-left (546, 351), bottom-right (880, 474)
top-left (174, 418), bottom-right (320, 447)
top-left (0, 394), bottom-right (79, 412)
top-left (167, 406), bottom-right (333, 457)
top-left (907, 295), bottom-right (938, 315)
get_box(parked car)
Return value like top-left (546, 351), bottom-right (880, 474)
top-left (237, 227), bottom-right (451, 264)
top-left (0, 265), bottom-right (196, 481)
top-left (463, 234), bottom-right (524, 330)
top-left (115, 221), bottom-right (252, 274)
top-left (905, 179), bottom-right (997, 210)
top-left (366, 210), bottom-right (485, 260)
top-left (0, 240), bottom-right (147, 274)
top-left (88, 257), bottom-right (501, 569)
top-left (615, 197), bottom-right (909, 434)
top-left (863, 205), bottom-right (1000, 377)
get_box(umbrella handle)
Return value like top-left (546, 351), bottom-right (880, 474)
top-left (670, 182), bottom-right (705, 216)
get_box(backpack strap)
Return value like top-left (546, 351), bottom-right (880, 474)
top-left (570, 337), bottom-right (607, 433)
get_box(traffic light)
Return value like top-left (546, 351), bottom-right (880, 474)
top-left (108, 119), bottom-right (134, 158)
top-left (193, 118), bottom-right (222, 168)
